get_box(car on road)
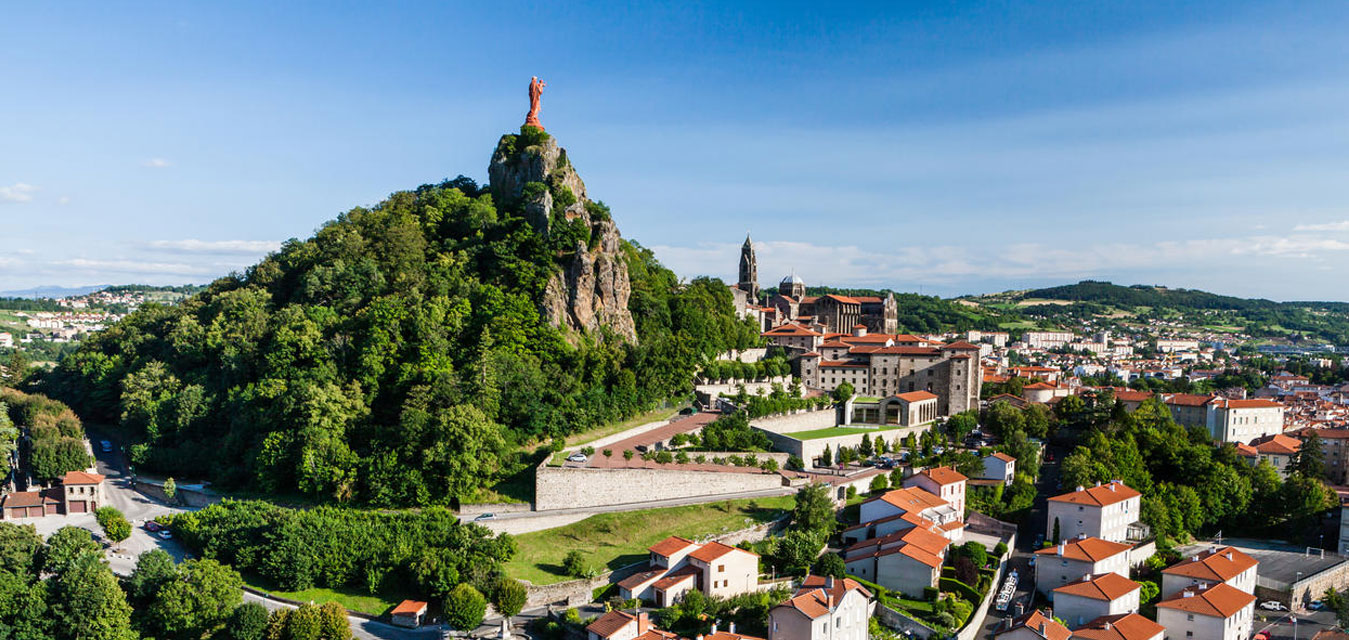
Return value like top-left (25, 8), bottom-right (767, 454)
top-left (101, 440), bottom-right (113, 453)
top-left (567, 452), bottom-right (588, 463)
top-left (473, 513), bottom-right (496, 521)
top-left (1259, 601), bottom-right (1287, 611)
top-left (1310, 600), bottom-right (1327, 610)
top-left (157, 530), bottom-right (172, 540)
top-left (144, 521), bottom-right (162, 532)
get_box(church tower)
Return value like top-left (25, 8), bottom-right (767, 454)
top-left (738, 234), bottom-right (759, 304)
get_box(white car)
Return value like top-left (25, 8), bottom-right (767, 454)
top-left (1259, 601), bottom-right (1287, 611)
top-left (157, 530), bottom-right (172, 540)
top-left (567, 452), bottom-right (588, 463)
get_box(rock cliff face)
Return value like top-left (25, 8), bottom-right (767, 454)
top-left (489, 130), bottom-right (638, 343)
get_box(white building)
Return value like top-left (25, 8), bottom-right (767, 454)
top-left (857, 488), bottom-right (964, 540)
top-left (768, 576), bottom-right (873, 640)
top-left (1047, 481), bottom-right (1142, 544)
top-left (1024, 331), bottom-right (1075, 349)
top-left (1154, 583), bottom-right (1255, 640)
top-left (1159, 546), bottom-right (1257, 599)
top-left (1034, 537), bottom-right (1133, 595)
top-left (842, 524), bottom-right (950, 597)
top-left (618, 537), bottom-right (760, 606)
top-left (980, 453), bottom-right (1016, 487)
top-left (902, 466), bottom-right (967, 517)
top-left (994, 609), bottom-right (1070, 640)
top-left (1209, 398), bottom-right (1285, 443)
top-left (1051, 573), bottom-right (1141, 629)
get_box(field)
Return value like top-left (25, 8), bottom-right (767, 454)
top-left (788, 425), bottom-right (911, 441)
top-left (241, 574), bottom-right (399, 616)
top-left (505, 495), bottom-right (795, 585)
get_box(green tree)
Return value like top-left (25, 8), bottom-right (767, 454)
top-left (0, 522), bottom-right (43, 578)
top-left (444, 583), bottom-right (487, 631)
top-left (42, 526), bottom-right (100, 576)
top-left (94, 507), bottom-right (131, 546)
top-left (859, 434), bottom-right (873, 459)
top-left (813, 553), bottom-right (846, 578)
top-left (831, 382), bottom-right (855, 402)
top-left (818, 445), bottom-right (832, 468)
top-left (494, 577), bottom-right (527, 618)
top-left (791, 483), bottom-right (836, 535)
top-left (163, 477), bottom-right (177, 502)
top-left (869, 474), bottom-right (888, 493)
top-left (147, 558), bottom-right (244, 639)
top-left (48, 553), bottom-right (136, 640)
top-left (126, 548), bottom-right (178, 609)
top-left (1296, 432), bottom-right (1327, 479)
top-left (318, 601), bottom-right (351, 640)
top-left (562, 551), bottom-right (590, 578)
top-left (226, 602), bottom-right (270, 640)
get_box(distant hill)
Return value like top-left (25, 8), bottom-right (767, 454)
top-left (0, 285), bottom-right (110, 299)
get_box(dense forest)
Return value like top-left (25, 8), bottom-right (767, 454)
top-left (40, 158), bottom-right (759, 506)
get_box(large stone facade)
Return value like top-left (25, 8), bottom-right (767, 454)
top-left (535, 465), bottom-right (786, 511)
top-left (796, 334), bottom-right (982, 416)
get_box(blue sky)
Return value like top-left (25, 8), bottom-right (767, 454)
top-left (3, 2), bottom-right (1349, 300)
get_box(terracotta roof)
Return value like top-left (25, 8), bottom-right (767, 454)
top-left (390, 600), bottom-right (427, 616)
top-left (689, 540), bottom-right (754, 563)
top-left (1034, 537), bottom-right (1132, 563)
top-left (1226, 399), bottom-right (1283, 409)
top-left (705, 632), bottom-right (767, 640)
top-left (649, 536), bottom-right (697, 557)
top-left (1161, 546), bottom-right (1258, 582)
top-left (940, 341), bottom-right (982, 351)
top-left (1247, 434), bottom-right (1301, 456)
top-left (893, 390), bottom-right (939, 402)
top-left (1311, 631), bottom-right (1349, 640)
top-left (866, 487), bottom-right (948, 514)
top-left (914, 465), bottom-right (967, 486)
top-left (1165, 393), bottom-right (1217, 407)
top-left (873, 346), bottom-right (941, 356)
top-left (1024, 381), bottom-right (1058, 390)
top-left (820, 294), bottom-right (860, 305)
top-left (775, 575), bottom-right (873, 619)
top-left (653, 565), bottom-right (700, 590)
top-left (778, 589), bottom-right (830, 619)
top-left (1048, 481), bottom-right (1140, 507)
top-left (1, 490), bottom-right (58, 508)
top-left (1070, 613), bottom-right (1165, 640)
top-left (586, 611), bottom-right (636, 638)
top-left (617, 566), bottom-right (668, 590)
top-left (1052, 573), bottom-right (1140, 601)
top-left (989, 452), bottom-right (1016, 463)
top-left (996, 609), bottom-right (1070, 640)
top-left (763, 324), bottom-right (821, 337)
top-left (1156, 582), bottom-right (1255, 618)
top-left (62, 470), bottom-right (105, 484)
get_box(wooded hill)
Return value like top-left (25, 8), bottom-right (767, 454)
top-left (40, 127), bottom-right (759, 507)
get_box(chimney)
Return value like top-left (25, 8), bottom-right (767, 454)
top-left (1103, 622), bottom-right (1112, 630)
top-left (729, 623), bottom-right (736, 635)
top-left (827, 575), bottom-right (835, 589)
top-left (1182, 591), bottom-right (1194, 598)
top-left (1095, 481), bottom-right (1102, 488)
top-left (1057, 543), bottom-right (1065, 556)
top-left (1108, 483), bottom-right (1116, 492)
top-left (637, 613), bottom-right (650, 635)
top-left (854, 326), bottom-right (867, 337)
top-left (1076, 485), bottom-right (1085, 492)
top-left (1077, 533), bottom-right (1086, 541)
top-left (711, 624), bottom-right (718, 635)
top-left (1082, 574), bottom-right (1091, 582)
top-left (1225, 551), bottom-right (1233, 561)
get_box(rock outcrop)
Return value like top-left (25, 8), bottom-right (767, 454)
top-left (489, 129), bottom-right (638, 343)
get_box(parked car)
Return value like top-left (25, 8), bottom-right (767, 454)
top-left (100, 440), bottom-right (113, 453)
top-left (635, 445), bottom-right (649, 453)
top-left (1310, 600), bottom-right (1326, 611)
top-left (473, 513), bottom-right (496, 521)
top-left (157, 530), bottom-right (172, 540)
top-left (1259, 601), bottom-right (1287, 611)
top-left (567, 453), bottom-right (588, 463)
top-left (144, 521), bottom-right (161, 532)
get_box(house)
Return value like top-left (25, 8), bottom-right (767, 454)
top-left (902, 466), bottom-right (967, 517)
top-left (1069, 613), bottom-right (1164, 640)
top-left (981, 453), bottom-right (1017, 487)
top-left (61, 471), bottom-right (105, 514)
top-left (390, 600), bottom-right (428, 628)
top-left (842, 524), bottom-right (950, 597)
top-left (1, 471), bottom-right (106, 520)
top-left (1051, 573), bottom-right (1141, 629)
top-left (768, 575), bottom-right (873, 640)
top-left (857, 488), bottom-right (963, 541)
top-left (1159, 546), bottom-right (1257, 598)
top-left (1154, 583), bottom-right (1255, 640)
top-left (1311, 631), bottom-right (1349, 640)
top-left (1046, 481), bottom-right (1142, 544)
top-left (1034, 537), bottom-right (1133, 595)
top-left (1234, 434), bottom-right (1300, 478)
top-left (586, 611), bottom-right (679, 640)
top-left (1209, 398), bottom-right (1285, 444)
top-left (0, 490), bottom-right (61, 519)
top-left (994, 609), bottom-right (1071, 640)
top-left (618, 537), bottom-right (759, 605)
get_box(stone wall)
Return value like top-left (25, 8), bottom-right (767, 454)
top-left (749, 410), bottom-right (837, 434)
top-left (718, 348), bottom-right (769, 363)
top-left (763, 425), bottom-right (925, 470)
top-left (458, 502), bottom-right (532, 517)
top-left (535, 464), bottom-right (787, 511)
top-left (874, 604), bottom-right (937, 639)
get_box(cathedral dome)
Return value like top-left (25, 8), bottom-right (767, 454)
top-left (781, 273), bottom-right (804, 286)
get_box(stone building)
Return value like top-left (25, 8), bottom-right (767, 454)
top-left (796, 330), bottom-right (981, 416)
top-left (737, 234), bottom-right (760, 305)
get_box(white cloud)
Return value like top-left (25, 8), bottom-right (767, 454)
top-left (57, 196), bottom-right (71, 206)
top-left (1294, 220), bottom-right (1349, 232)
top-left (142, 158), bottom-right (171, 168)
top-left (0, 183), bottom-right (37, 203)
top-left (145, 239), bottom-right (281, 254)
top-left (51, 258), bottom-right (214, 276)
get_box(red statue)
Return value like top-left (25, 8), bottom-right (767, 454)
top-left (525, 76), bottom-right (546, 130)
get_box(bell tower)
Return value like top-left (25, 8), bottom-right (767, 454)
top-left (738, 233), bottom-right (759, 304)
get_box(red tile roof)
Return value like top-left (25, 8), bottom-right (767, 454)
top-left (688, 540), bottom-right (755, 563)
top-left (1161, 546), bottom-right (1258, 582)
top-left (1034, 537), bottom-right (1132, 563)
top-left (996, 610), bottom-right (1070, 640)
top-left (1226, 399), bottom-right (1283, 409)
top-left (914, 465), bottom-right (967, 486)
top-left (649, 536), bottom-right (696, 557)
top-left (894, 391), bottom-right (938, 402)
top-left (1052, 573), bottom-right (1140, 601)
top-left (1048, 481), bottom-right (1140, 507)
top-left (62, 471), bottom-right (105, 485)
top-left (1156, 582), bottom-right (1255, 618)
top-left (586, 611), bottom-right (636, 638)
top-left (866, 487), bottom-right (949, 514)
top-left (1070, 613), bottom-right (1165, 640)
top-left (391, 600), bottom-right (427, 616)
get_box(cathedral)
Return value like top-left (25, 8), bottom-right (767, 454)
top-left (732, 235), bottom-right (897, 335)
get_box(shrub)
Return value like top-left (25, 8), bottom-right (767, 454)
top-left (444, 583), bottom-right (487, 630)
top-left (94, 506), bottom-right (131, 544)
top-left (495, 577), bottom-right (528, 618)
top-left (760, 459), bottom-right (778, 473)
top-left (519, 124), bottom-right (550, 147)
top-left (923, 586), bottom-right (939, 602)
top-left (845, 486), bottom-right (857, 499)
top-left (869, 475), bottom-right (888, 493)
top-left (786, 455), bottom-right (804, 471)
top-left (582, 446), bottom-right (595, 456)
top-left (603, 449), bottom-right (613, 458)
top-left (563, 551), bottom-right (590, 578)
top-left (655, 451), bottom-right (674, 464)
top-left (676, 451), bottom-right (690, 464)
top-left (695, 455), bottom-right (707, 464)
top-left (623, 450), bottom-right (634, 460)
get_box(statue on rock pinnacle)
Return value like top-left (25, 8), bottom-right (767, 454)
top-left (525, 76), bottom-right (546, 131)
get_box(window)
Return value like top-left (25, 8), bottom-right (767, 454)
top-left (1186, 615), bottom-right (1194, 621)
top-left (718, 564), bottom-right (725, 572)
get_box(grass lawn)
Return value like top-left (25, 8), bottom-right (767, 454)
top-left (565, 405), bottom-right (687, 448)
top-left (789, 425), bottom-right (910, 441)
top-left (505, 495), bottom-right (795, 586)
top-left (242, 573), bottom-right (399, 616)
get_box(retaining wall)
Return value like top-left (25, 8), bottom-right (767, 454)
top-left (749, 410), bottom-right (837, 434)
top-left (535, 465), bottom-right (786, 511)
top-left (874, 604), bottom-right (937, 639)
top-left (458, 502), bottom-right (532, 517)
